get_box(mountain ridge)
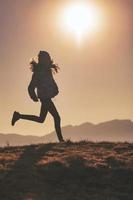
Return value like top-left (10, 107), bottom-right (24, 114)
top-left (0, 119), bottom-right (133, 146)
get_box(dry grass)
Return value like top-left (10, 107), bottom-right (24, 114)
top-left (0, 141), bottom-right (133, 200)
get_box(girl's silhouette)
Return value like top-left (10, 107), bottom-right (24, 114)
top-left (12, 51), bottom-right (64, 142)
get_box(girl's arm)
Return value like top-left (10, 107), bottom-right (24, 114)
top-left (28, 73), bottom-right (38, 102)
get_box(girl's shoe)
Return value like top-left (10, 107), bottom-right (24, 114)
top-left (11, 111), bottom-right (20, 126)
top-left (59, 139), bottom-right (65, 143)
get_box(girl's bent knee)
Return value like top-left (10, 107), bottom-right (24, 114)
top-left (39, 118), bottom-right (45, 123)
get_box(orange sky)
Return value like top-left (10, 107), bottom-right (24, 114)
top-left (0, 0), bottom-right (133, 136)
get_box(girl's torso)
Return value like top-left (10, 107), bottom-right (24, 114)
top-left (34, 68), bottom-right (59, 99)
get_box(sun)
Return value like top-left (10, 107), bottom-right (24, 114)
top-left (61, 1), bottom-right (103, 41)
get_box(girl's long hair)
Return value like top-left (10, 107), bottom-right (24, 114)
top-left (30, 51), bottom-right (59, 74)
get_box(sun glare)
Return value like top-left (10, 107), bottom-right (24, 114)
top-left (61, 2), bottom-right (103, 42)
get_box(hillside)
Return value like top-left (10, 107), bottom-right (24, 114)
top-left (0, 119), bottom-right (133, 146)
top-left (45, 119), bottom-right (133, 142)
top-left (0, 141), bottom-right (133, 200)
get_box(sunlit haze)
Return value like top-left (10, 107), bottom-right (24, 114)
top-left (0, 0), bottom-right (133, 136)
top-left (61, 1), bottom-right (103, 42)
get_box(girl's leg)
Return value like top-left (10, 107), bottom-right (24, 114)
top-left (12, 102), bottom-right (48, 125)
top-left (43, 99), bottom-right (64, 142)
top-left (20, 103), bottom-right (48, 123)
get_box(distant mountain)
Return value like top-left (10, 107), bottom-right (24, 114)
top-left (0, 119), bottom-right (133, 146)
top-left (0, 133), bottom-right (42, 147)
top-left (44, 119), bottom-right (133, 142)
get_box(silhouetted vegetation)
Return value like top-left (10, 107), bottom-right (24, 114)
top-left (0, 141), bottom-right (133, 200)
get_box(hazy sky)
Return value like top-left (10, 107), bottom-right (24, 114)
top-left (0, 0), bottom-right (133, 136)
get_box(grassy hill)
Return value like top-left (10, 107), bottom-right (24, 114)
top-left (0, 141), bottom-right (133, 200)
